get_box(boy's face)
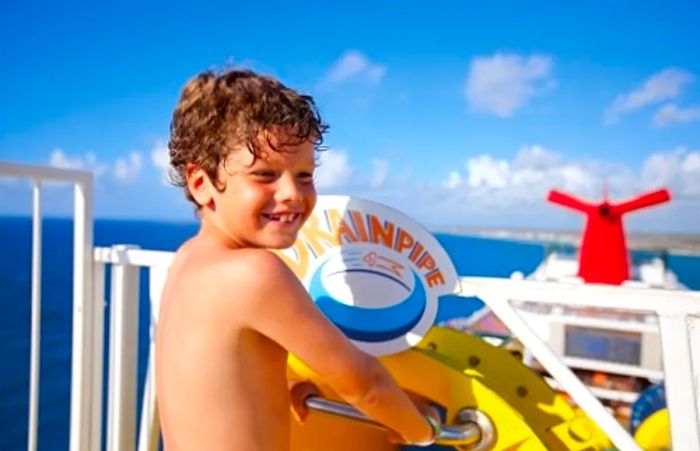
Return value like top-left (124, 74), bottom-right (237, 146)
top-left (209, 137), bottom-right (317, 249)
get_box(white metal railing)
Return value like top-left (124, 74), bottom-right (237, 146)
top-left (0, 162), bottom-right (95, 451)
top-left (29, 176), bottom-right (42, 451)
top-left (461, 277), bottom-right (700, 451)
top-left (93, 246), bottom-right (173, 451)
top-left (94, 245), bottom-right (700, 451)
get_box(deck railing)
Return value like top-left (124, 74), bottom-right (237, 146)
top-left (461, 277), bottom-right (700, 451)
top-left (0, 162), bottom-right (95, 451)
top-left (92, 246), bottom-right (172, 451)
top-left (92, 245), bottom-right (700, 451)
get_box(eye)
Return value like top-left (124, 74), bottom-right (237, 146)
top-left (251, 170), bottom-right (277, 181)
top-left (297, 171), bottom-right (314, 184)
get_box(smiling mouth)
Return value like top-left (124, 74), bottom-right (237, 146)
top-left (262, 213), bottom-right (302, 223)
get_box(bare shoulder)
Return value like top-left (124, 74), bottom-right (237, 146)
top-left (211, 248), bottom-right (298, 292)
top-left (176, 248), bottom-right (308, 319)
top-left (160, 245), bottom-right (302, 341)
top-left (223, 248), bottom-right (292, 276)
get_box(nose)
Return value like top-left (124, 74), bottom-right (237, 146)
top-left (275, 173), bottom-right (306, 204)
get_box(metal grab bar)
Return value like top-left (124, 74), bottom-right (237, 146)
top-left (304, 396), bottom-right (484, 447)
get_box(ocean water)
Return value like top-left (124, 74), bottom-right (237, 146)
top-left (1, 217), bottom-right (698, 450)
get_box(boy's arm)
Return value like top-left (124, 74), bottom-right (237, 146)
top-left (230, 250), bottom-right (436, 445)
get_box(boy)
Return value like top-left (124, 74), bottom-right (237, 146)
top-left (155, 69), bottom-right (440, 450)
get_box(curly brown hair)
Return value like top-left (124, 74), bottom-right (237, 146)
top-left (168, 68), bottom-right (329, 206)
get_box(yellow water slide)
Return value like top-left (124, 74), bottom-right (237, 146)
top-left (289, 327), bottom-right (611, 450)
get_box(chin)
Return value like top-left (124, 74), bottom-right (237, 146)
top-left (264, 234), bottom-right (299, 250)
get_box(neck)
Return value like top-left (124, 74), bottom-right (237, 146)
top-left (197, 213), bottom-right (244, 249)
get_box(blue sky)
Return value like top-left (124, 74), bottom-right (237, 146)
top-left (1, 1), bottom-right (699, 233)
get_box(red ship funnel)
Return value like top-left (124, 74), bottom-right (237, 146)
top-left (548, 188), bottom-right (671, 285)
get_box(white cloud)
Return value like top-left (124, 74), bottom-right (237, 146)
top-left (467, 155), bottom-right (510, 188)
top-left (114, 152), bottom-right (143, 182)
top-left (47, 148), bottom-right (153, 184)
top-left (315, 149), bottom-right (353, 190)
top-left (288, 144), bottom-right (699, 232)
top-left (652, 103), bottom-right (700, 127)
top-left (320, 50), bottom-right (386, 89)
top-left (433, 145), bottom-right (700, 217)
top-left (603, 68), bottom-right (694, 125)
top-left (442, 170), bottom-right (462, 189)
top-left (465, 53), bottom-right (555, 118)
top-left (49, 149), bottom-right (107, 176)
top-left (151, 140), bottom-right (171, 185)
top-left (369, 159), bottom-right (389, 188)
top-left (412, 146), bottom-right (697, 231)
top-left (641, 147), bottom-right (700, 196)
top-left (49, 149), bottom-right (83, 169)
top-left (512, 144), bottom-right (561, 170)
top-left (456, 146), bottom-right (601, 203)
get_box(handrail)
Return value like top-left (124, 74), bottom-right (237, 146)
top-left (28, 180), bottom-right (42, 451)
top-left (89, 247), bottom-right (700, 451)
top-left (0, 161), bottom-right (92, 183)
top-left (1, 161), bottom-right (96, 451)
top-left (304, 396), bottom-right (485, 448)
top-left (461, 276), bottom-right (700, 451)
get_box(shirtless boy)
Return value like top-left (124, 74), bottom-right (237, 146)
top-left (156, 69), bottom-right (440, 450)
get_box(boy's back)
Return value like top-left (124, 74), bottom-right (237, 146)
top-left (157, 239), bottom-right (291, 450)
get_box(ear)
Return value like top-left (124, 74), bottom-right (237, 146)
top-left (186, 165), bottom-right (216, 209)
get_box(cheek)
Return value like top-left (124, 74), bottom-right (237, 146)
top-left (238, 181), bottom-right (268, 200)
top-left (302, 183), bottom-right (316, 203)
top-left (223, 183), bottom-right (270, 215)
top-left (304, 185), bottom-right (317, 218)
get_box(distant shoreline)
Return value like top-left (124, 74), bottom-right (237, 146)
top-left (432, 227), bottom-right (700, 255)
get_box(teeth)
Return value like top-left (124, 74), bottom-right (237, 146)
top-left (265, 213), bottom-right (298, 222)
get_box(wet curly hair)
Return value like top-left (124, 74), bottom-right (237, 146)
top-left (168, 68), bottom-right (329, 207)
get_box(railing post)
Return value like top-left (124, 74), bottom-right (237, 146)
top-left (472, 290), bottom-right (641, 451)
top-left (90, 260), bottom-right (106, 451)
top-left (28, 180), bottom-right (42, 451)
top-left (691, 315), bottom-right (700, 433)
top-left (658, 314), bottom-right (700, 450)
top-left (107, 245), bottom-right (141, 451)
top-left (69, 178), bottom-right (95, 451)
top-left (0, 163), bottom-right (95, 451)
top-left (137, 265), bottom-right (168, 451)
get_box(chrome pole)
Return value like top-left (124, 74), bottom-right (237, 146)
top-left (305, 396), bottom-right (484, 447)
top-left (27, 179), bottom-right (42, 451)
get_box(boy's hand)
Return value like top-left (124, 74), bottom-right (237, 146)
top-left (387, 391), bottom-right (442, 445)
top-left (288, 380), bottom-right (321, 423)
top-left (406, 390), bottom-right (440, 417)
